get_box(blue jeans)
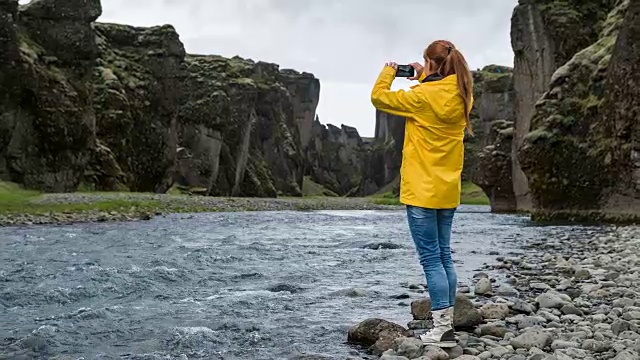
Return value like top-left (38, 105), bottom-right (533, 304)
top-left (406, 205), bottom-right (457, 311)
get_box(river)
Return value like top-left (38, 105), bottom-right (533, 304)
top-left (0, 206), bottom-right (589, 359)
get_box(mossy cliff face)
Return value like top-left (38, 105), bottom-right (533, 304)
top-left (0, 0), bottom-right (100, 192)
top-left (306, 118), bottom-right (367, 196)
top-left (92, 23), bottom-right (185, 193)
top-left (177, 56), bottom-right (315, 197)
top-left (471, 66), bottom-right (517, 212)
top-left (0, 0), bottom-right (321, 197)
top-left (519, 0), bottom-right (638, 218)
top-left (510, 0), bottom-right (618, 211)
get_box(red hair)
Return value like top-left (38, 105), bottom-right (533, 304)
top-left (424, 40), bottom-right (474, 135)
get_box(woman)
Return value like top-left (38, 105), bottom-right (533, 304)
top-left (370, 40), bottom-right (473, 348)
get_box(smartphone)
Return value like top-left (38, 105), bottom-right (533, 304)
top-left (396, 65), bottom-right (415, 78)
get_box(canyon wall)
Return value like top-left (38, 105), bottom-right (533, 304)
top-left (0, 0), bottom-right (321, 198)
top-left (516, 0), bottom-right (639, 221)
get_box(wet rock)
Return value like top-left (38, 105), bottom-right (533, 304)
top-left (363, 242), bottom-right (403, 250)
top-left (411, 294), bottom-right (483, 329)
top-left (267, 284), bottom-right (303, 293)
top-left (330, 288), bottom-right (371, 298)
top-left (347, 319), bottom-right (410, 354)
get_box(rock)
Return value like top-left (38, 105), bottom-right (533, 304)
top-left (551, 340), bottom-right (579, 350)
top-left (474, 278), bottom-right (493, 296)
top-left (363, 242), bottom-right (403, 250)
top-left (393, 337), bottom-right (424, 359)
top-left (511, 299), bottom-right (536, 314)
top-left (517, 316), bottom-right (546, 330)
top-left (613, 350), bottom-right (639, 360)
top-left (536, 292), bottom-right (567, 309)
top-left (347, 319), bottom-right (410, 352)
top-left (489, 346), bottom-right (510, 357)
top-left (479, 323), bottom-right (508, 338)
top-left (444, 345), bottom-right (463, 359)
top-left (419, 346), bottom-right (449, 360)
top-left (495, 284), bottom-right (519, 297)
top-left (479, 303), bottom-right (510, 320)
top-left (612, 320), bottom-right (639, 336)
top-left (380, 354), bottom-right (410, 360)
top-left (453, 356), bottom-right (480, 360)
top-left (510, 329), bottom-right (553, 350)
top-left (411, 294), bottom-right (483, 329)
top-left (530, 282), bottom-right (551, 291)
top-left (574, 269), bottom-right (592, 280)
top-left (560, 304), bottom-right (583, 316)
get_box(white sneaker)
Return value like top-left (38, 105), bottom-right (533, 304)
top-left (419, 307), bottom-right (457, 348)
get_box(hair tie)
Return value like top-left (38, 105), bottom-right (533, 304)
top-left (447, 46), bottom-right (453, 55)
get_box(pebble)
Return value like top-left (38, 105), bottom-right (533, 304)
top-left (348, 226), bottom-right (640, 360)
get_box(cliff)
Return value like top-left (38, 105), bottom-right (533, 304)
top-left (0, 0), bottom-right (100, 192)
top-left (510, 0), bottom-right (619, 211)
top-left (471, 66), bottom-right (517, 212)
top-left (0, 0), bottom-right (321, 198)
top-left (518, 0), bottom-right (639, 221)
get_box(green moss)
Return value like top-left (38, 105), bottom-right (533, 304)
top-left (0, 181), bottom-right (161, 215)
top-left (302, 176), bottom-right (338, 197)
top-left (368, 181), bottom-right (489, 206)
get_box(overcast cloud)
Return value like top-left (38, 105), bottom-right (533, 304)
top-left (22, 0), bottom-right (518, 137)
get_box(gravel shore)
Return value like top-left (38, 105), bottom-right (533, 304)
top-left (348, 225), bottom-right (640, 360)
top-left (0, 193), bottom-right (402, 227)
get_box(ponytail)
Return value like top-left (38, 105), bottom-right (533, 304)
top-left (426, 41), bottom-right (475, 136)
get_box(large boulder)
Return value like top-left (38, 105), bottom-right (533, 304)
top-left (347, 318), bottom-right (411, 356)
top-left (305, 119), bottom-right (367, 196)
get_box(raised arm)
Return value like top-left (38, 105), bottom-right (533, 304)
top-left (371, 65), bottom-right (423, 118)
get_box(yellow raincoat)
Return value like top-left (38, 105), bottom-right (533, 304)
top-left (371, 66), bottom-right (471, 209)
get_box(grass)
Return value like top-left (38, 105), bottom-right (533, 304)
top-left (0, 181), bottom-right (162, 215)
top-left (369, 181), bottom-right (490, 206)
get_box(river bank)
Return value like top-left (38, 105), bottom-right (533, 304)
top-left (0, 191), bottom-right (405, 227)
top-left (348, 225), bottom-right (640, 360)
top-left (0, 181), bottom-right (492, 227)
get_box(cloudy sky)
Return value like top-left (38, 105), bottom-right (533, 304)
top-left (23, 0), bottom-right (518, 137)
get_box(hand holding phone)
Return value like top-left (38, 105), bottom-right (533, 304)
top-left (395, 65), bottom-right (415, 78)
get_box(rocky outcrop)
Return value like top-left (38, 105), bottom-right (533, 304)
top-left (519, 0), bottom-right (639, 221)
top-left (471, 66), bottom-right (517, 212)
top-left (175, 56), bottom-right (316, 197)
top-left (92, 23), bottom-right (185, 193)
top-left (510, 0), bottom-right (618, 211)
top-left (305, 118), bottom-right (367, 196)
top-left (0, 0), bottom-right (321, 197)
top-left (0, 0), bottom-right (100, 192)
top-left (474, 120), bottom-right (516, 212)
top-left (599, 0), bottom-right (640, 214)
